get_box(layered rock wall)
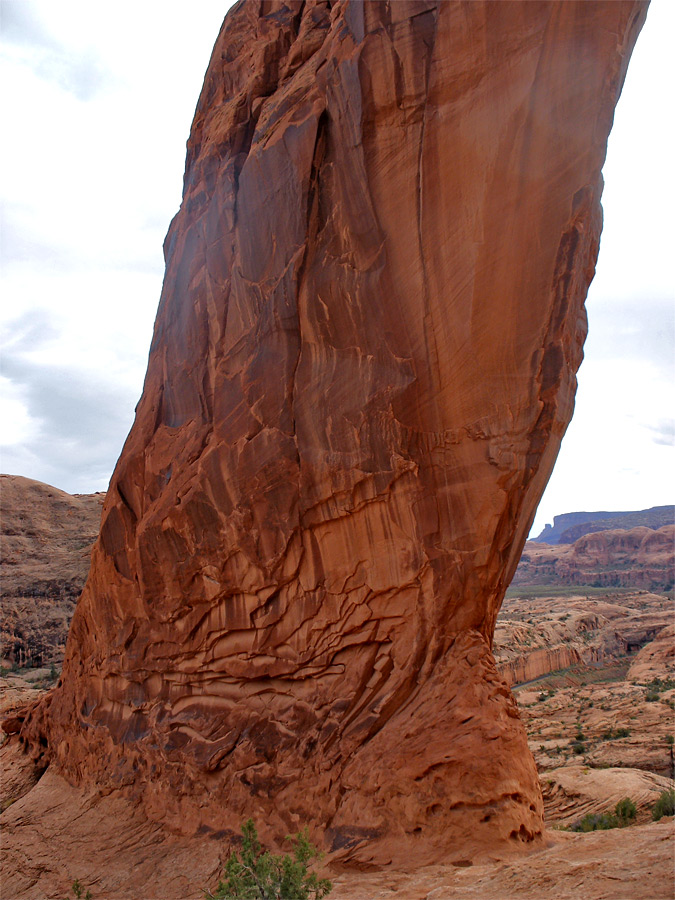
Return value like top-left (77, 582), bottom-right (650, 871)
top-left (513, 525), bottom-right (674, 591)
top-left (498, 646), bottom-right (583, 688)
top-left (0, 476), bottom-right (104, 668)
top-left (20, 0), bottom-right (647, 865)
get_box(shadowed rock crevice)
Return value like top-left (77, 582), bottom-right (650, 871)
top-left (17, 0), bottom-right (647, 868)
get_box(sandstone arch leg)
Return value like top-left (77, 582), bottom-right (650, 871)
top-left (19, 0), bottom-right (647, 866)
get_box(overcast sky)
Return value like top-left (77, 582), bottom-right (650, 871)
top-left (1, 1), bottom-right (673, 539)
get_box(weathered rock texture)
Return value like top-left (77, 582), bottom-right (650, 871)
top-left (0, 476), bottom-right (104, 668)
top-left (19, 0), bottom-right (647, 866)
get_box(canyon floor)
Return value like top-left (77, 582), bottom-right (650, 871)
top-left (2, 586), bottom-right (673, 899)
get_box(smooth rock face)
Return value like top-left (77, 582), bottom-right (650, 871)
top-left (22, 0), bottom-right (647, 864)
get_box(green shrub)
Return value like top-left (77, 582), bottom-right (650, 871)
top-left (652, 789), bottom-right (675, 821)
top-left (65, 880), bottom-right (92, 900)
top-left (602, 727), bottom-right (630, 740)
top-left (208, 820), bottom-right (332, 900)
top-left (570, 739), bottom-right (586, 755)
top-left (614, 797), bottom-right (637, 824)
top-left (571, 812), bottom-right (618, 832)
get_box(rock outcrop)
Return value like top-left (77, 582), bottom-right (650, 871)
top-left (17, 0), bottom-right (647, 867)
top-left (513, 525), bottom-right (675, 591)
top-left (0, 476), bottom-right (104, 668)
top-left (498, 645), bottom-right (582, 688)
top-left (540, 765), bottom-right (674, 826)
top-left (627, 623), bottom-right (675, 683)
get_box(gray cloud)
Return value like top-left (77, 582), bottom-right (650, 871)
top-left (1, 309), bottom-right (60, 354)
top-left (0, 1), bottom-right (51, 48)
top-left (647, 420), bottom-right (675, 447)
top-left (1, 346), bottom-right (137, 493)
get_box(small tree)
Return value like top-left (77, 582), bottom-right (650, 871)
top-left (614, 797), bottom-right (637, 825)
top-left (208, 820), bottom-right (332, 900)
top-left (652, 789), bottom-right (675, 821)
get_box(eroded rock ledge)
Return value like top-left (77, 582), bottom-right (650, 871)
top-left (19, 0), bottom-right (647, 866)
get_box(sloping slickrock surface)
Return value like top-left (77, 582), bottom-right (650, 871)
top-left (627, 622), bottom-right (675, 683)
top-left (330, 820), bottom-right (675, 900)
top-left (1, 755), bottom-right (673, 900)
top-left (540, 765), bottom-right (673, 826)
top-left (18, 0), bottom-right (647, 867)
top-left (0, 475), bottom-right (104, 667)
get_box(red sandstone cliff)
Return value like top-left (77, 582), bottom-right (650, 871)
top-left (18, 0), bottom-right (647, 867)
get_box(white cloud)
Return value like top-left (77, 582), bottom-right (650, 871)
top-left (0, 0), bottom-right (231, 491)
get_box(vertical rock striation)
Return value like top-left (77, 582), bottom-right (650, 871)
top-left (21, 0), bottom-right (647, 865)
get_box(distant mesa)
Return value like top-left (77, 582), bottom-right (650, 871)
top-left (514, 521), bottom-right (674, 593)
top-left (534, 506), bottom-right (675, 545)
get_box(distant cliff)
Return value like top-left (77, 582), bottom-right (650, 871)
top-left (534, 506), bottom-right (674, 545)
top-left (514, 524), bottom-right (674, 591)
top-left (0, 475), bottom-right (104, 667)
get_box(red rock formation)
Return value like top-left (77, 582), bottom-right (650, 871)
top-left (513, 525), bottom-right (675, 591)
top-left (19, 0), bottom-right (647, 866)
top-left (498, 645), bottom-right (583, 688)
top-left (0, 476), bottom-right (105, 668)
top-left (628, 623), bottom-right (675, 683)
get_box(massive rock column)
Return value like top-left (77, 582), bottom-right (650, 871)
top-left (22, 0), bottom-right (647, 866)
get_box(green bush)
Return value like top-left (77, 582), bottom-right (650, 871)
top-left (207, 820), bottom-right (332, 900)
top-left (614, 797), bottom-right (637, 824)
top-left (571, 797), bottom-right (638, 833)
top-left (64, 880), bottom-right (92, 900)
top-left (571, 812), bottom-right (618, 832)
top-left (601, 727), bottom-right (631, 740)
top-left (652, 789), bottom-right (675, 821)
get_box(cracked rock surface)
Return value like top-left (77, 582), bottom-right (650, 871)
top-left (17, 0), bottom-right (646, 868)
